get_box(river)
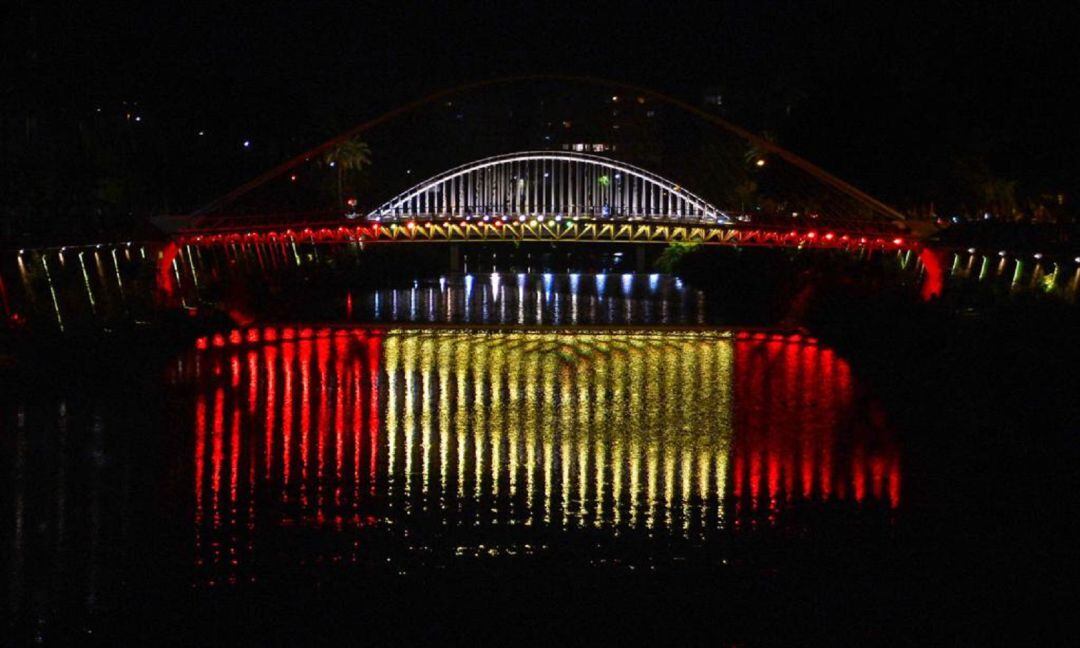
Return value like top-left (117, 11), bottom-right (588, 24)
top-left (2, 272), bottom-right (1074, 644)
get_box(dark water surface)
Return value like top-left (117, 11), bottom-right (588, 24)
top-left (1, 274), bottom-right (1070, 644)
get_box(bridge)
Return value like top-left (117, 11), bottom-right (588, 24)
top-left (171, 150), bottom-right (911, 252)
top-left (4, 76), bottom-right (1076, 332)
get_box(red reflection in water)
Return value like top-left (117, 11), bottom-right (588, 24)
top-left (733, 338), bottom-right (899, 512)
top-left (188, 327), bottom-right (899, 581)
top-left (263, 345), bottom-right (277, 479)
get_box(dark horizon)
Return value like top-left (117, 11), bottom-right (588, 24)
top-left (3, 1), bottom-right (1078, 234)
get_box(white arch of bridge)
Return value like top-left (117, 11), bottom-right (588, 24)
top-left (368, 151), bottom-right (730, 225)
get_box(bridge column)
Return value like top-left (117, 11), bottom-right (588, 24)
top-left (635, 245), bottom-right (647, 273)
top-left (449, 244), bottom-right (461, 273)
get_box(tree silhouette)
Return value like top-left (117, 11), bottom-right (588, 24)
top-left (323, 137), bottom-right (373, 207)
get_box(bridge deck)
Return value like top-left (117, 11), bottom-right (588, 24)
top-left (175, 218), bottom-right (912, 250)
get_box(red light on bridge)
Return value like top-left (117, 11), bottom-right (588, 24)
top-left (806, 231), bottom-right (817, 239)
top-left (892, 237), bottom-right (904, 246)
top-left (824, 232), bottom-right (835, 241)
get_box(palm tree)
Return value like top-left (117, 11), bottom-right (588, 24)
top-left (323, 137), bottom-right (372, 207)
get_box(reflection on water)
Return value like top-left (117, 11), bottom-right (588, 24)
top-left (174, 326), bottom-right (898, 583)
top-left (3, 324), bottom-right (899, 637)
top-left (356, 273), bottom-right (704, 325)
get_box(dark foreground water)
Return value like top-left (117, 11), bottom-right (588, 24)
top-left (2, 274), bottom-right (1074, 645)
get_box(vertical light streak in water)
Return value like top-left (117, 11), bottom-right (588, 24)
top-left (534, 278), bottom-right (543, 323)
top-left (463, 275), bottom-right (474, 323)
top-left (813, 344), bottom-right (834, 500)
top-left (420, 335), bottom-right (435, 507)
top-left (517, 274), bottom-right (526, 324)
top-left (1011, 259), bottom-right (1024, 288)
top-left (611, 346), bottom-right (626, 527)
top-left (471, 341), bottom-right (488, 504)
top-left (628, 344), bottom-right (644, 527)
top-left (404, 334), bottom-right (421, 501)
top-left (247, 350), bottom-right (259, 415)
top-left (576, 354), bottom-right (591, 526)
top-left (662, 345), bottom-right (678, 529)
top-left (39, 254), bottom-right (64, 331)
top-left (437, 338), bottom-right (452, 501)
top-left (506, 343), bottom-right (522, 501)
top-left (644, 342), bottom-right (661, 529)
top-left (264, 345), bottom-right (277, 479)
top-left (290, 237), bottom-right (301, 266)
top-left (384, 335), bottom-right (400, 501)
top-left (697, 342), bottom-right (713, 528)
top-left (679, 343), bottom-right (695, 532)
top-left (110, 248), bottom-right (125, 302)
top-left (77, 251), bottom-right (97, 315)
top-left (367, 333), bottom-right (381, 492)
top-left (534, 350), bottom-right (550, 524)
top-left (454, 338), bottom-right (470, 503)
top-left (593, 349), bottom-right (609, 528)
top-left (334, 334), bottom-right (349, 502)
top-left (298, 337), bottom-right (313, 508)
top-left (557, 357), bottom-right (572, 527)
top-left (351, 353), bottom-right (363, 522)
top-left (622, 274), bottom-right (634, 323)
top-left (489, 343), bottom-right (506, 505)
top-left (569, 273), bottom-right (580, 325)
top-left (499, 283), bottom-right (508, 323)
top-left (480, 278), bottom-right (490, 322)
top-left (194, 393), bottom-right (207, 554)
top-left (211, 387), bottom-right (225, 529)
top-left (229, 388), bottom-right (241, 515)
top-left (790, 341), bottom-right (812, 500)
top-left (281, 340), bottom-right (295, 493)
top-left (184, 245), bottom-right (200, 293)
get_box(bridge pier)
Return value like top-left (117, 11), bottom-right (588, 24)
top-left (449, 244), bottom-right (461, 273)
top-left (636, 246), bottom-right (647, 273)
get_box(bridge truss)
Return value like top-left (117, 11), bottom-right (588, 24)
top-left (367, 151), bottom-right (730, 225)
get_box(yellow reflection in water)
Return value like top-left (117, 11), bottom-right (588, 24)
top-left (381, 329), bottom-right (735, 534)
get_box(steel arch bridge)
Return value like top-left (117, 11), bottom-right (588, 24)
top-left (367, 151), bottom-right (730, 225)
top-left (172, 150), bottom-right (912, 251)
top-left (160, 149), bottom-right (926, 299)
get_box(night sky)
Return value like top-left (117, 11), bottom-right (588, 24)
top-left (5, 1), bottom-right (1078, 220)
